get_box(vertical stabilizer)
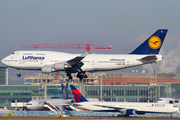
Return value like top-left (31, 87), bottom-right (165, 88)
top-left (70, 85), bottom-right (88, 103)
top-left (130, 29), bottom-right (168, 54)
top-left (61, 82), bottom-right (70, 99)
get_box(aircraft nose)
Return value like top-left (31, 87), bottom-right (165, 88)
top-left (1, 58), bottom-right (5, 65)
top-left (1, 56), bottom-right (11, 66)
top-left (26, 103), bottom-right (32, 110)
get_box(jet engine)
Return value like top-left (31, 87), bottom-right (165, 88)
top-left (124, 109), bottom-right (136, 115)
top-left (41, 66), bottom-right (54, 73)
top-left (54, 63), bottom-right (71, 70)
top-left (41, 63), bottom-right (72, 74)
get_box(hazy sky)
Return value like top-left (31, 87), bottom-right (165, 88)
top-left (1, 0), bottom-right (180, 73)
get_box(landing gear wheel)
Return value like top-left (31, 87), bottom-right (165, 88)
top-left (17, 69), bottom-right (21, 77)
top-left (79, 76), bottom-right (83, 80)
top-left (68, 76), bottom-right (73, 80)
top-left (77, 72), bottom-right (87, 80)
top-left (17, 74), bottom-right (21, 77)
top-left (67, 73), bottom-right (73, 80)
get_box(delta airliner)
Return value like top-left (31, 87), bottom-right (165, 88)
top-left (70, 84), bottom-right (179, 116)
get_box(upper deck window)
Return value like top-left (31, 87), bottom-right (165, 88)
top-left (36, 54), bottom-right (46, 55)
top-left (23, 53), bottom-right (33, 55)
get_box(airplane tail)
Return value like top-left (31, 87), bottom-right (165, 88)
top-left (61, 82), bottom-right (69, 99)
top-left (61, 84), bottom-right (65, 98)
top-left (70, 85), bottom-right (88, 103)
top-left (130, 29), bottom-right (168, 54)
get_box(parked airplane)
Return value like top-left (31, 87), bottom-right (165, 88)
top-left (1, 29), bottom-right (168, 80)
top-left (70, 85), bottom-right (179, 116)
top-left (26, 82), bottom-right (72, 111)
top-left (26, 82), bottom-right (99, 111)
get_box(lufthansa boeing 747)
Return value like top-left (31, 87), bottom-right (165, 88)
top-left (1, 29), bottom-right (168, 80)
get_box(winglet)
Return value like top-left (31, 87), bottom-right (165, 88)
top-left (80, 52), bottom-right (89, 57)
top-left (130, 29), bottom-right (168, 54)
top-left (70, 85), bottom-right (88, 103)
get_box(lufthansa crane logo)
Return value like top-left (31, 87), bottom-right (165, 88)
top-left (148, 36), bottom-right (161, 49)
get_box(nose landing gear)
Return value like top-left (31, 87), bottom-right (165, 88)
top-left (17, 69), bottom-right (21, 77)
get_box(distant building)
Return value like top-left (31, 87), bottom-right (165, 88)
top-left (102, 72), bottom-right (180, 85)
top-left (0, 67), bottom-right (8, 85)
top-left (1, 71), bottom-right (180, 108)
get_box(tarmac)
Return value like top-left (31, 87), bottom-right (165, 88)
top-left (1, 116), bottom-right (180, 120)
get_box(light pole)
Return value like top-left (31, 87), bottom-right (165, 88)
top-left (101, 74), bottom-right (102, 101)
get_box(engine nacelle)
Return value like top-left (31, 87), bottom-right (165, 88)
top-left (124, 109), bottom-right (135, 115)
top-left (54, 63), bottom-right (71, 70)
top-left (41, 66), bottom-right (53, 73)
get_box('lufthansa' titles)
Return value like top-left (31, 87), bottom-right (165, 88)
top-left (22, 56), bottom-right (45, 60)
top-left (110, 59), bottom-right (125, 61)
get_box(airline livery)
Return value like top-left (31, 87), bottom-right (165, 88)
top-left (70, 85), bottom-right (179, 116)
top-left (1, 29), bottom-right (168, 80)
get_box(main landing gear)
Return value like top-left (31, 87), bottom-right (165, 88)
top-left (17, 69), bottom-right (21, 77)
top-left (66, 73), bottom-right (73, 80)
top-left (76, 72), bottom-right (88, 80)
top-left (66, 72), bottom-right (88, 80)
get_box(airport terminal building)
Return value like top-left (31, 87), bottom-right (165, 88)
top-left (0, 66), bottom-right (180, 107)
top-left (0, 82), bottom-right (179, 107)
top-left (0, 67), bottom-right (8, 85)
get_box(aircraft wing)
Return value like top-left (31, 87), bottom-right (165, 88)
top-left (72, 103), bottom-right (83, 107)
top-left (94, 104), bottom-right (127, 111)
top-left (67, 52), bottom-right (88, 65)
top-left (137, 55), bottom-right (157, 61)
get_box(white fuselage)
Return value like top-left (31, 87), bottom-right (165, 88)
top-left (26, 99), bottom-right (72, 110)
top-left (72, 102), bottom-right (179, 114)
top-left (26, 98), bottom-right (99, 111)
top-left (1, 50), bottom-right (163, 72)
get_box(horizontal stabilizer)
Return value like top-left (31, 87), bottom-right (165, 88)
top-left (137, 55), bottom-right (157, 61)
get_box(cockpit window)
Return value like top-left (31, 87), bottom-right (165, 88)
top-left (158, 99), bottom-right (163, 101)
top-left (26, 103), bottom-right (32, 105)
top-left (173, 106), bottom-right (177, 107)
top-left (11, 52), bottom-right (15, 54)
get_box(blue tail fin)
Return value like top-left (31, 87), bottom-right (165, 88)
top-left (61, 84), bottom-right (65, 98)
top-left (61, 82), bottom-right (69, 99)
top-left (130, 29), bottom-right (168, 54)
top-left (70, 85), bottom-right (88, 103)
